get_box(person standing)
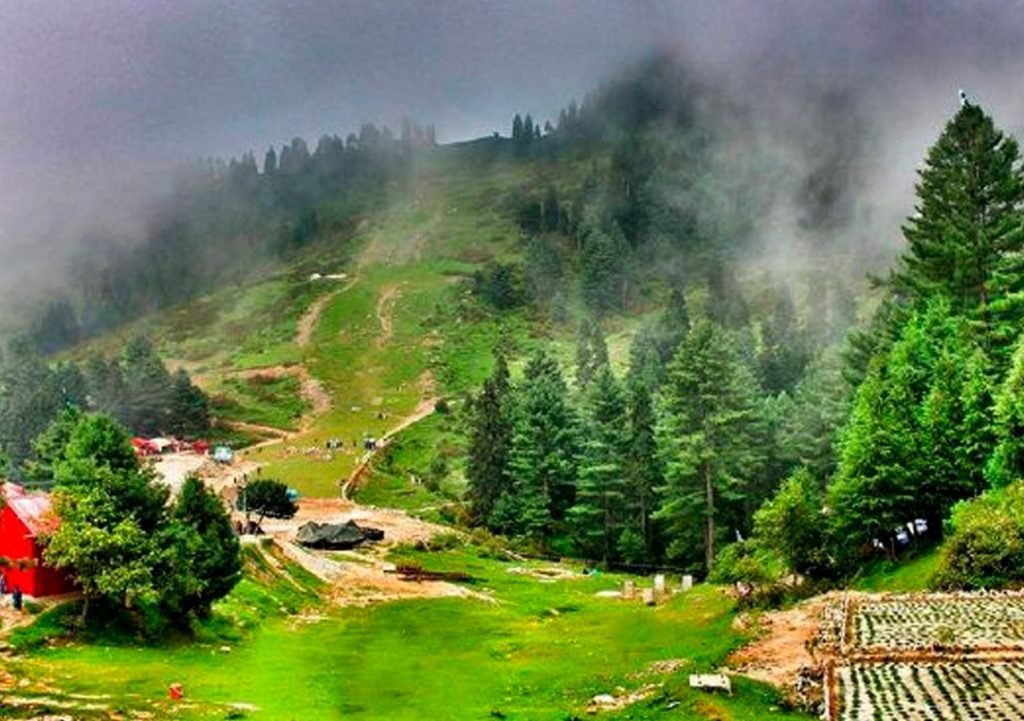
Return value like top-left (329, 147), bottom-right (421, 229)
top-left (12, 585), bottom-right (23, 612)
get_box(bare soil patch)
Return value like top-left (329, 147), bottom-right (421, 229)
top-left (258, 499), bottom-right (482, 606)
top-left (374, 285), bottom-right (401, 348)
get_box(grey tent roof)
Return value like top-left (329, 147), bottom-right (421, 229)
top-left (295, 520), bottom-right (366, 549)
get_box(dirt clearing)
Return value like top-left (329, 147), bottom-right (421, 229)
top-left (258, 499), bottom-right (482, 606)
top-left (729, 595), bottom-right (834, 688)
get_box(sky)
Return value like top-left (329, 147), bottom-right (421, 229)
top-left (2, 0), bottom-right (1024, 300)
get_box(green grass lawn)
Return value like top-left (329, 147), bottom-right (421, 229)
top-left (210, 373), bottom-right (309, 431)
top-left (6, 545), bottom-right (810, 721)
top-left (853, 546), bottom-right (941, 592)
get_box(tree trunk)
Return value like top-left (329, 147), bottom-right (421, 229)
top-left (79, 594), bottom-right (91, 627)
top-left (640, 491), bottom-right (650, 554)
top-left (703, 459), bottom-right (715, 572)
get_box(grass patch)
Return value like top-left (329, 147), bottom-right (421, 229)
top-left (211, 373), bottom-right (309, 431)
top-left (6, 602), bottom-right (80, 652)
top-left (355, 411), bottom-right (465, 513)
top-left (8, 547), bottom-right (812, 720)
top-left (854, 546), bottom-right (941, 592)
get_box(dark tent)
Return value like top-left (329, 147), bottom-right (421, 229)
top-left (295, 520), bottom-right (366, 550)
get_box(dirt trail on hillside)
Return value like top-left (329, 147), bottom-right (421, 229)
top-left (342, 389), bottom-right (439, 501)
top-left (357, 206), bottom-right (438, 269)
top-left (0, 599), bottom-right (42, 641)
top-left (297, 277), bottom-right (358, 348)
top-left (375, 285), bottom-right (402, 348)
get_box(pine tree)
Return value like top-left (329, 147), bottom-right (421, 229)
top-left (759, 285), bottom-right (811, 394)
top-left (168, 368), bottom-right (210, 438)
top-left (569, 368), bottom-right (627, 562)
top-left (523, 115), bottom-right (535, 144)
top-left (828, 301), bottom-right (962, 556)
top-left (511, 114), bottom-right (524, 144)
top-left (654, 287), bottom-right (690, 364)
top-left (626, 326), bottom-right (663, 392)
top-left (958, 348), bottom-right (997, 489)
top-left (828, 358), bottom-right (919, 560)
top-left (707, 259), bottom-right (749, 329)
top-left (499, 351), bottom-right (578, 540)
top-left (574, 319), bottom-right (608, 389)
top-left (121, 335), bottom-right (173, 436)
top-left (889, 102), bottom-right (1024, 357)
top-left (776, 351), bottom-right (850, 482)
top-left (987, 337), bottom-right (1024, 488)
top-left (466, 354), bottom-right (513, 527)
top-left (166, 474), bottom-right (242, 618)
top-left (655, 320), bottom-right (765, 573)
top-left (920, 341), bottom-right (992, 508)
top-left (622, 379), bottom-right (660, 561)
top-left (525, 235), bottom-right (562, 306)
top-left (83, 354), bottom-right (128, 425)
top-left (0, 337), bottom-right (61, 469)
top-left (542, 186), bottom-right (560, 232)
top-left (579, 209), bottom-right (627, 313)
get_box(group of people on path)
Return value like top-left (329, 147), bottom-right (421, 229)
top-left (0, 574), bottom-right (24, 611)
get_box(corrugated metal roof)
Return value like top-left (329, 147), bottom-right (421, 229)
top-left (1, 483), bottom-right (58, 537)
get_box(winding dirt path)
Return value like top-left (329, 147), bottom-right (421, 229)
top-left (341, 394), bottom-right (439, 501)
top-left (375, 285), bottom-right (401, 348)
top-left (297, 277), bottom-right (358, 348)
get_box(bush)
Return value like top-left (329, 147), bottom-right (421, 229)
top-left (709, 540), bottom-right (783, 585)
top-left (753, 468), bottom-right (831, 576)
top-left (468, 527), bottom-right (512, 561)
top-left (934, 481), bottom-right (1024, 589)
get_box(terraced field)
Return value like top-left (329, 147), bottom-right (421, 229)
top-left (839, 661), bottom-right (1024, 721)
top-left (831, 593), bottom-right (1024, 720)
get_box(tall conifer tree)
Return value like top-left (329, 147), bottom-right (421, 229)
top-left (890, 102), bottom-right (1024, 359)
top-left (655, 320), bottom-right (765, 573)
top-left (569, 368), bottom-right (627, 562)
top-left (466, 354), bottom-right (513, 527)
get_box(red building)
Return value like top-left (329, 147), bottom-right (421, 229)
top-left (0, 483), bottom-right (74, 597)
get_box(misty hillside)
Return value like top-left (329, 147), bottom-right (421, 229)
top-left (8, 47), bottom-right (1024, 578)
top-left (11, 4), bottom-right (1024, 720)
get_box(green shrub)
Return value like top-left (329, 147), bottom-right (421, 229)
top-left (934, 481), bottom-right (1024, 589)
top-left (709, 540), bottom-right (783, 585)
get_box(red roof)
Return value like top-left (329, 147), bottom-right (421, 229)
top-left (1, 483), bottom-right (58, 537)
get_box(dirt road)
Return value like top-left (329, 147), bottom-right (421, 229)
top-left (375, 285), bottom-right (401, 348)
top-left (341, 394), bottom-right (438, 501)
top-left (296, 277), bottom-right (358, 348)
top-left (151, 452), bottom-right (210, 493)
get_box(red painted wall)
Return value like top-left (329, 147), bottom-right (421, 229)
top-left (0, 505), bottom-right (73, 597)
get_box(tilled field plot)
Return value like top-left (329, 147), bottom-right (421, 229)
top-left (851, 594), bottom-right (1024, 651)
top-left (839, 661), bottom-right (1024, 721)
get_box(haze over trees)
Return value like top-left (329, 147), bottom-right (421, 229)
top-left (0, 333), bottom-right (209, 482)
top-left (6, 52), bottom-right (1023, 594)
top-left (462, 68), bottom-right (1024, 588)
top-left (27, 120), bottom-right (437, 352)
